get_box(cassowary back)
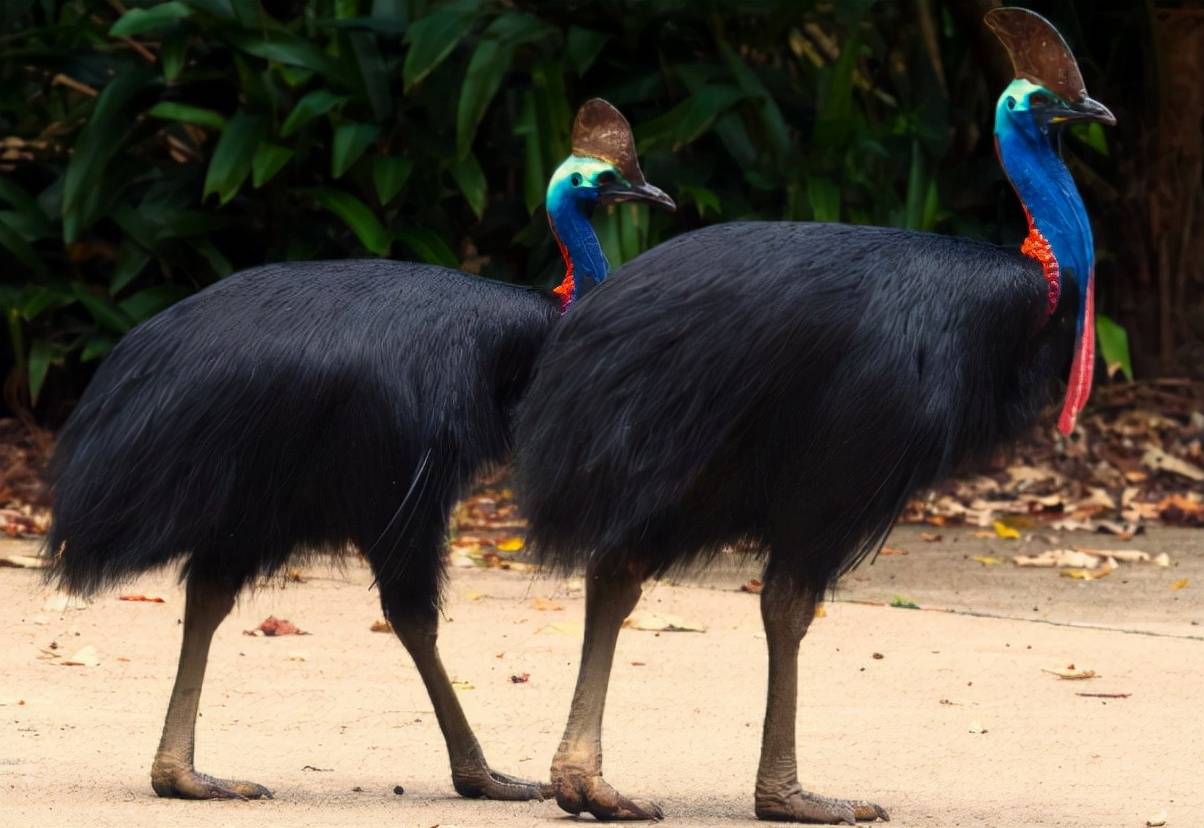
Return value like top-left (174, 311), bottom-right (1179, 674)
top-left (515, 222), bottom-right (1075, 589)
top-left (49, 260), bottom-right (557, 595)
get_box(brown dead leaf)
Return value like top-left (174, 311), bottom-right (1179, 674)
top-left (919, 532), bottom-right (943, 542)
top-left (369, 619), bottom-right (392, 633)
top-left (1043, 665), bottom-right (1098, 680)
top-left (1014, 549), bottom-right (1100, 569)
top-left (1142, 447), bottom-right (1204, 481)
top-left (119, 594), bottom-right (165, 603)
top-left (740, 579), bottom-right (763, 594)
top-left (624, 611), bottom-right (705, 633)
top-left (61, 645), bottom-right (99, 667)
top-left (244, 616), bottom-right (307, 636)
top-left (879, 545), bottom-right (908, 556)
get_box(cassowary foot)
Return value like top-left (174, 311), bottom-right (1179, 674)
top-left (151, 766), bottom-right (273, 800)
top-left (755, 784), bottom-right (888, 824)
top-left (553, 770), bottom-right (663, 821)
top-left (452, 763), bottom-right (552, 801)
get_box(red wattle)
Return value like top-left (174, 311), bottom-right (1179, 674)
top-left (1056, 270), bottom-right (1095, 435)
top-left (550, 222), bottom-right (574, 313)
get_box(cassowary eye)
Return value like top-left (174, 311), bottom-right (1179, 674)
top-left (1029, 93), bottom-right (1050, 107)
top-left (596, 171), bottom-right (616, 185)
top-left (1006, 96), bottom-right (1016, 110)
top-left (570, 173), bottom-right (583, 187)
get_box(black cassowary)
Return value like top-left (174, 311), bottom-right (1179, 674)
top-left (46, 99), bottom-right (672, 801)
top-left (514, 10), bottom-right (1114, 824)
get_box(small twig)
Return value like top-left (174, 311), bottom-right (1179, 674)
top-left (51, 74), bottom-right (97, 98)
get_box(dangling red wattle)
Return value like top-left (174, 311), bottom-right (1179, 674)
top-left (1057, 270), bottom-right (1095, 436)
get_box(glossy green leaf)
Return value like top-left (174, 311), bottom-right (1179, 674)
top-left (161, 33), bottom-right (189, 81)
top-left (681, 185), bottom-right (720, 218)
top-left (181, 0), bottom-right (235, 18)
top-left (252, 143), bottom-right (293, 187)
top-left (119, 285), bottom-right (188, 321)
top-left (403, 0), bottom-right (480, 91)
top-left (394, 227), bottom-right (458, 268)
top-left (807, 176), bottom-right (840, 222)
top-left (456, 12), bottom-right (549, 158)
top-left (373, 156), bottom-right (413, 205)
top-left (148, 101), bottom-right (226, 130)
top-left (348, 30), bottom-right (393, 120)
top-left (227, 32), bottom-right (342, 79)
top-left (564, 26), bottom-right (608, 76)
top-left (1071, 122), bottom-right (1109, 156)
top-left (1096, 314), bottom-right (1134, 381)
top-left (450, 152), bottom-right (487, 219)
top-left (27, 339), bottom-right (53, 406)
top-left (281, 90), bottom-right (347, 136)
top-left (110, 243), bottom-right (151, 295)
top-left (80, 334), bottom-right (116, 363)
top-left (0, 178), bottom-right (51, 239)
top-left (0, 219), bottom-right (45, 275)
top-left (203, 111), bottom-right (266, 205)
top-left (109, 1), bottom-right (192, 36)
top-left (306, 188), bottom-right (391, 255)
top-left (63, 69), bottom-right (149, 242)
top-left (332, 123), bottom-right (379, 178)
top-left (74, 284), bottom-right (133, 334)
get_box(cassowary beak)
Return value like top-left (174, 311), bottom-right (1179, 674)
top-left (598, 181), bottom-right (677, 211)
top-left (1043, 95), bottom-right (1116, 127)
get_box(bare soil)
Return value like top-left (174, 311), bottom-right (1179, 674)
top-left (2, 526), bottom-right (1201, 827)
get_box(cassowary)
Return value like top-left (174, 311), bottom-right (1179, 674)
top-left (45, 99), bottom-right (672, 801)
top-left (514, 10), bottom-right (1114, 824)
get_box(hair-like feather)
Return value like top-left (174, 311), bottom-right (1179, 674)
top-left (514, 222), bottom-right (1076, 590)
top-left (48, 260), bottom-right (557, 609)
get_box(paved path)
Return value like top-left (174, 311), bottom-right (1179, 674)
top-left (2, 526), bottom-right (1200, 827)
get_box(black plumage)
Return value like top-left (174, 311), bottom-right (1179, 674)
top-left (49, 260), bottom-right (555, 606)
top-left (516, 222), bottom-right (1075, 592)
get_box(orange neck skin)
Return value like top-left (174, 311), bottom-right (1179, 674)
top-left (551, 232), bottom-right (574, 313)
top-left (1020, 205), bottom-right (1060, 321)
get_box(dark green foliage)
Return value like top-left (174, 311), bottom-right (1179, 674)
top-left (0, 0), bottom-right (1128, 417)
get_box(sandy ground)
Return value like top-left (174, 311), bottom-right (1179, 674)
top-left (2, 526), bottom-right (1201, 827)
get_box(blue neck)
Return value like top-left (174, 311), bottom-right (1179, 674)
top-left (549, 198), bottom-right (609, 301)
top-left (995, 109), bottom-right (1094, 310)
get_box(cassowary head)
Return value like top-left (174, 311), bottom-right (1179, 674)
top-left (547, 99), bottom-right (675, 215)
top-left (987, 7), bottom-right (1115, 139)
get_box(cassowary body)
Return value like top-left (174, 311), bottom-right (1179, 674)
top-left (514, 10), bottom-right (1113, 824)
top-left (46, 99), bottom-right (671, 801)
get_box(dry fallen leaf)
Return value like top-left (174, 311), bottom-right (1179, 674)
top-left (992, 521), bottom-right (1021, 540)
top-left (1170, 578), bottom-right (1189, 591)
top-left (971, 555), bottom-right (1003, 566)
top-left (919, 532), bottom-right (943, 542)
top-left (624, 611), bottom-right (705, 633)
top-left (369, 619), bottom-right (392, 633)
top-left (1075, 548), bottom-right (1148, 563)
top-left (879, 545), bottom-right (908, 556)
top-left (244, 616), bottom-right (307, 636)
top-left (1042, 665), bottom-right (1098, 680)
top-left (1146, 810), bottom-right (1167, 827)
top-left (0, 553), bottom-right (47, 569)
top-left (1062, 556), bottom-right (1118, 580)
top-left (495, 537), bottom-right (524, 552)
top-left (1014, 549), bottom-right (1101, 569)
top-left (119, 594), bottom-right (165, 603)
top-left (813, 603), bottom-right (827, 619)
top-left (61, 645), bottom-right (99, 668)
top-left (740, 579), bottom-right (763, 594)
top-left (1142, 447), bottom-right (1204, 481)
top-left (1152, 553), bottom-right (1171, 567)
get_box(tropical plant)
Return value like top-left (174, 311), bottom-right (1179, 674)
top-left (0, 0), bottom-right (1183, 420)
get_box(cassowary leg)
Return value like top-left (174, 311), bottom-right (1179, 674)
top-left (390, 609), bottom-right (551, 801)
top-left (754, 574), bottom-right (888, 824)
top-left (550, 561), bottom-right (662, 821)
top-left (151, 573), bottom-right (272, 800)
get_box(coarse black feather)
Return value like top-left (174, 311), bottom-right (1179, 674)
top-left (47, 259), bottom-right (558, 613)
top-left (514, 222), bottom-right (1077, 590)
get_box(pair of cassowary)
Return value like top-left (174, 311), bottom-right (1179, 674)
top-left (46, 9), bottom-right (1114, 825)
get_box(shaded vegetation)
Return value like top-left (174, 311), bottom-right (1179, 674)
top-left (0, 0), bottom-right (1200, 422)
